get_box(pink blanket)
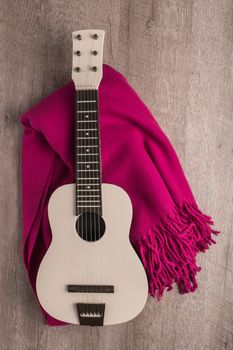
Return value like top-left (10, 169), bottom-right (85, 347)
top-left (20, 64), bottom-right (219, 325)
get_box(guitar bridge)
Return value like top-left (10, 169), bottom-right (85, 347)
top-left (67, 284), bottom-right (114, 293)
top-left (76, 303), bottom-right (105, 326)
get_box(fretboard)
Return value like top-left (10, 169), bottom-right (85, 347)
top-left (75, 89), bottom-right (102, 216)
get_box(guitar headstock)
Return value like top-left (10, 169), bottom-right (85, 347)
top-left (72, 29), bottom-right (105, 90)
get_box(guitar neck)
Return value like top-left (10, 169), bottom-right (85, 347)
top-left (75, 89), bottom-right (102, 216)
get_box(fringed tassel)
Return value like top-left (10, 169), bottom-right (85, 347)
top-left (135, 203), bottom-right (219, 300)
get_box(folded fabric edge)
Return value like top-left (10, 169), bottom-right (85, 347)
top-left (134, 202), bottom-right (220, 300)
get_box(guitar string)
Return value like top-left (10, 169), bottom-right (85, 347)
top-left (87, 88), bottom-right (94, 306)
top-left (90, 89), bottom-right (97, 304)
top-left (92, 89), bottom-right (97, 243)
top-left (81, 89), bottom-right (86, 303)
top-left (81, 90), bottom-right (86, 240)
top-left (97, 88), bottom-right (101, 307)
top-left (76, 89), bottom-right (78, 303)
top-left (83, 90), bottom-right (86, 304)
top-left (89, 88), bottom-right (98, 306)
top-left (93, 88), bottom-right (100, 306)
top-left (94, 88), bottom-right (100, 305)
top-left (77, 89), bottom-right (82, 306)
top-left (82, 90), bottom-right (88, 303)
top-left (97, 88), bottom-right (101, 306)
top-left (85, 89), bottom-right (90, 304)
top-left (96, 88), bottom-right (101, 301)
top-left (89, 89), bottom-right (96, 304)
top-left (92, 88), bottom-right (98, 305)
top-left (87, 89), bottom-right (92, 245)
top-left (82, 90), bottom-right (91, 306)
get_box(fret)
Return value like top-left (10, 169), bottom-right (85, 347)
top-left (76, 183), bottom-right (99, 186)
top-left (78, 161), bottom-right (98, 163)
top-left (77, 145), bottom-right (98, 148)
top-left (76, 178), bottom-right (99, 181)
top-left (78, 168), bottom-right (98, 172)
top-left (77, 189), bottom-right (100, 192)
top-left (76, 146), bottom-right (98, 149)
top-left (78, 170), bottom-right (99, 172)
top-left (76, 183), bottom-right (100, 186)
top-left (77, 178), bottom-right (100, 181)
top-left (76, 164), bottom-right (100, 172)
top-left (76, 185), bottom-right (100, 188)
top-left (76, 184), bottom-right (100, 186)
top-left (76, 169), bottom-right (99, 173)
top-left (76, 136), bottom-right (99, 142)
top-left (77, 120), bottom-right (97, 123)
top-left (76, 150), bottom-right (99, 153)
top-left (76, 148), bottom-right (99, 151)
top-left (77, 110), bottom-right (97, 113)
top-left (76, 137), bottom-right (98, 140)
top-left (77, 205), bottom-right (100, 208)
top-left (77, 128), bottom-right (98, 131)
top-left (77, 203), bottom-right (100, 206)
top-left (77, 100), bottom-right (96, 103)
top-left (77, 171), bottom-right (99, 175)
top-left (76, 188), bottom-right (100, 192)
top-left (76, 189), bottom-right (100, 192)
top-left (77, 161), bottom-right (99, 164)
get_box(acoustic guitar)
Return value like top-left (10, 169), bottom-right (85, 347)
top-left (36, 29), bottom-right (148, 326)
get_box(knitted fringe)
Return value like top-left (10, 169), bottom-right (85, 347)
top-left (136, 203), bottom-right (219, 299)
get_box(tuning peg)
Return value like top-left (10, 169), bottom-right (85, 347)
top-left (93, 33), bottom-right (98, 40)
top-left (76, 50), bottom-right (81, 56)
top-left (92, 50), bottom-right (98, 55)
top-left (75, 67), bottom-right (81, 72)
top-left (92, 66), bottom-right (98, 72)
top-left (76, 34), bottom-right (82, 40)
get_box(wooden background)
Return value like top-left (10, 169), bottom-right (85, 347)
top-left (0, 0), bottom-right (232, 349)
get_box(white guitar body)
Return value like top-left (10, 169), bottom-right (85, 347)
top-left (36, 29), bottom-right (148, 326)
top-left (36, 183), bottom-right (148, 325)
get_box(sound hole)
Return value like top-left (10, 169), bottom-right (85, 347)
top-left (75, 212), bottom-right (106, 242)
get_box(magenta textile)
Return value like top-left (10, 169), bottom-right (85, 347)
top-left (20, 64), bottom-right (219, 326)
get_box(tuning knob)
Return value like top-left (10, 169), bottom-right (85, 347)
top-left (92, 50), bottom-right (98, 55)
top-left (93, 33), bottom-right (98, 40)
top-left (76, 50), bottom-right (81, 56)
top-left (92, 66), bottom-right (98, 72)
top-left (75, 67), bottom-right (81, 72)
top-left (76, 34), bottom-right (82, 40)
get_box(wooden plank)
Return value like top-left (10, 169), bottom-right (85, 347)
top-left (0, 1), bottom-right (43, 349)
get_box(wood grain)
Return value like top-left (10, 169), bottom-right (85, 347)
top-left (0, 0), bottom-right (232, 349)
